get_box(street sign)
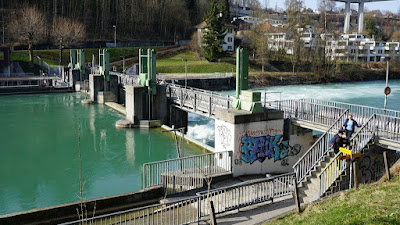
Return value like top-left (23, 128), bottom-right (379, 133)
top-left (384, 86), bottom-right (391, 96)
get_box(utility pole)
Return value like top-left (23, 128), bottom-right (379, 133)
top-left (113, 25), bottom-right (117, 47)
top-left (384, 60), bottom-right (389, 114)
top-left (121, 56), bottom-right (125, 73)
top-left (183, 59), bottom-right (188, 89)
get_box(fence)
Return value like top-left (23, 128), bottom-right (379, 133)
top-left (318, 114), bottom-right (377, 196)
top-left (375, 114), bottom-right (400, 143)
top-left (110, 72), bottom-right (140, 87)
top-left (167, 84), bottom-right (234, 117)
top-left (266, 99), bottom-right (346, 127)
top-left (196, 173), bottom-right (295, 218)
top-left (36, 56), bottom-right (65, 77)
top-left (292, 110), bottom-right (349, 183)
top-left (299, 99), bottom-right (400, 123)
top-left (59, 173), bottom-right (295, 225)
top-left (143, 151), bottom-right (233, 195)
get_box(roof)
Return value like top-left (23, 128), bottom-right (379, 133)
top-left (194, 21), bottom-right (237, 29)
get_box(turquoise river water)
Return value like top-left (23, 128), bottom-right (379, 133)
top-left (0, 93), bottom-right (206, 215)
top-left (0, 79), bottom-right (399, 215)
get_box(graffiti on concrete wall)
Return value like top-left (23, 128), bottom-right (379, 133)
top-left (217, 125), bottom-right (232, 150)
top-left (238, 133), bottom-right (301, 165)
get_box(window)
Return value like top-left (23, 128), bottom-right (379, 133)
top-left (228, 37), bottom-right (233, 42)
top-left (228, 46), bottom-right (233, 50)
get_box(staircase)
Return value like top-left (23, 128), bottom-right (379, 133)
top-left (296, 114), bottom-right (377, 204)
top-left (292, 110), bottom-right (349, 203)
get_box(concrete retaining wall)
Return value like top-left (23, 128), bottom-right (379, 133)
top-left (0, 186), bottom-right (164, 225)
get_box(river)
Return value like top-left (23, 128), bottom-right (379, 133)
top-left (0, 93), bottom-right (206, 215)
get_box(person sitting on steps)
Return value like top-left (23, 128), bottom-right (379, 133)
top-left (343, 114), bottom-right (361, 139)
top-left (330, 131), bottom-right (350, 154)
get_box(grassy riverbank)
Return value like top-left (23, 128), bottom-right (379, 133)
top-left (265, 170), bottom-right (400, 224)
top-left (11, 46), bottom-right (169, 66)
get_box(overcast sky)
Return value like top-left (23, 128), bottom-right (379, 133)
top-left (263, 0), bottom-right (400, 13)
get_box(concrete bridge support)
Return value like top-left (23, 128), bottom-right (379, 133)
top-left (118, 84), bottom-right (168, 128)
top-left (88, 74), bottom-right (119, 104)
top-left (168, 106), bottom-right (188, 133)
top-left (214, 109), bottom-right (315, 177)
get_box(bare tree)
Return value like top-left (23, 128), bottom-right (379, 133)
top-left (8, 7), bottom-right (46, 65)
top-left (51, 17), bottom-right (86, 65)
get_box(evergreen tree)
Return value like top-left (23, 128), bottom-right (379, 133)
top-left (203, 0), bottom-right (226, 62)
top-left (219, 0), bottom-right (230, 21)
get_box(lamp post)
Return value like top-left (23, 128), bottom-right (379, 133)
top-left (183, 59), bottom-right (188, 89)
top-left (113, 25), bottom-right (117, 47)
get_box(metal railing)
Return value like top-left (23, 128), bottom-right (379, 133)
top-left (299, 99), bottom-right (400, 123)
top-left (110, 71), bottom-right (140, 87)
top-left (266, 99), bottom-right (346, 127)
top-left (318, 114), bottom-right (377, 196)
top-left (375, 114), bottom-right (400, 143)
top-left (292, 110), bottom-right (349, 183)
top-left (196, 173), bottom-right (295, 218)
top-left (167, 84), bottom-right (233, 117)
top-left (36, 56), bottom-right (65, 77)
top-left (60, 173), bottom-right (295, 225)
top-left (143, 151), bottom-right (233, 195)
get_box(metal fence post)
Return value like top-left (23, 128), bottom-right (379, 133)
top-left (292, 177), bottom-right (301, 213)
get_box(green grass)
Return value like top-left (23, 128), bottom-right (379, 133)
top-left (156, 51), bottom-right (238, 73)
top-left (11, 46), bottom-right (169, 66)
top-left (266, 177), bottom-right (400, 225)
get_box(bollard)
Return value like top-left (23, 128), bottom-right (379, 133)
top-left (353, 161), bottom-right (359, 189)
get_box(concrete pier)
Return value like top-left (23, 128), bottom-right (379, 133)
top-left (214, 108), bottom-right (314, 177)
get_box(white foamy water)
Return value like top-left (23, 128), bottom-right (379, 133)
top-left (187, 80), bottom-right (400, 147)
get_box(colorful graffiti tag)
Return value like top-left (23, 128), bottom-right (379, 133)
top-left (239, 134), bottom-right (301, 164)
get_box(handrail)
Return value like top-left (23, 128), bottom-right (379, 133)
top-left (317, 114), bottom-right (377, 196)
top-left (59, 172), bottom-right (295, 225)
top-left (143, 151), bottom-right (233, 195)
top-left (292, 109), bottom-right (349, 183)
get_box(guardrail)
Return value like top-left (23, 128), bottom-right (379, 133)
top-left (167, 84), bottom-right (233, 117)
top-left (318, 114), bottom-right (377, 196)
top-left (110, 71), bottom-right (140, 87)
top-left (299, 99), bottom-right (400, 123)
top-left (375, 114), bottom-right (400, 143)
top-left (59, 173), bottom-right (295, 225)
top-left (265, 99), bottom-right (346, 127)
top-left (292, 110), bottom-right (349, 183)
top-left (196, 173), bottom-right (295, 218)
top-left (143, 151), bottom-right (233, 195)
top-left (36, 56), bottom-right (65, 77)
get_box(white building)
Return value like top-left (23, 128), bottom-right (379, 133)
top-left (326, 34), bottom-right (400, 62)
top-left (267, 31), bottom-right (400, 62)
top-left (195, 22), bottom-right (236, 52)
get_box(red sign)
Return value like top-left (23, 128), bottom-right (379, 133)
top-left (385, 86), bottom-right (391, 96)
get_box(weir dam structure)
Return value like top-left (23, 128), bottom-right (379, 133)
top-left (15, 48), bottom-right (399, 225)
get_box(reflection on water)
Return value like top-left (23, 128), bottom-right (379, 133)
top-left (0, 93), bottom-right (205, 215)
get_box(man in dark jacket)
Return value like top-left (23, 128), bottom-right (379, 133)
top-left (331, 131), bottom-right (349, 154)
top-left (343, 114), bottom-right (361, 139)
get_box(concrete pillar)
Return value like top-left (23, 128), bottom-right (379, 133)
top-left (344, 1), bottom-right (351, 34)
top-left (125, 85), bottom-right (147, 124)
top-left (214, 108), bottom-right (315, 177)
top-left (89, 74), bottom-right (104, 102)
top-left (168, 106), bottom-right (188, 133)
top-left (153, 85), bottom-right (168, 125)
top-left (69, 69), bottom-right (80, 89)
top-left (358, 2), bottom-right (364, 34)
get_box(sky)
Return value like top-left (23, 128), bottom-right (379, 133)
top-left (263, 0), bottom-right (400, 13)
